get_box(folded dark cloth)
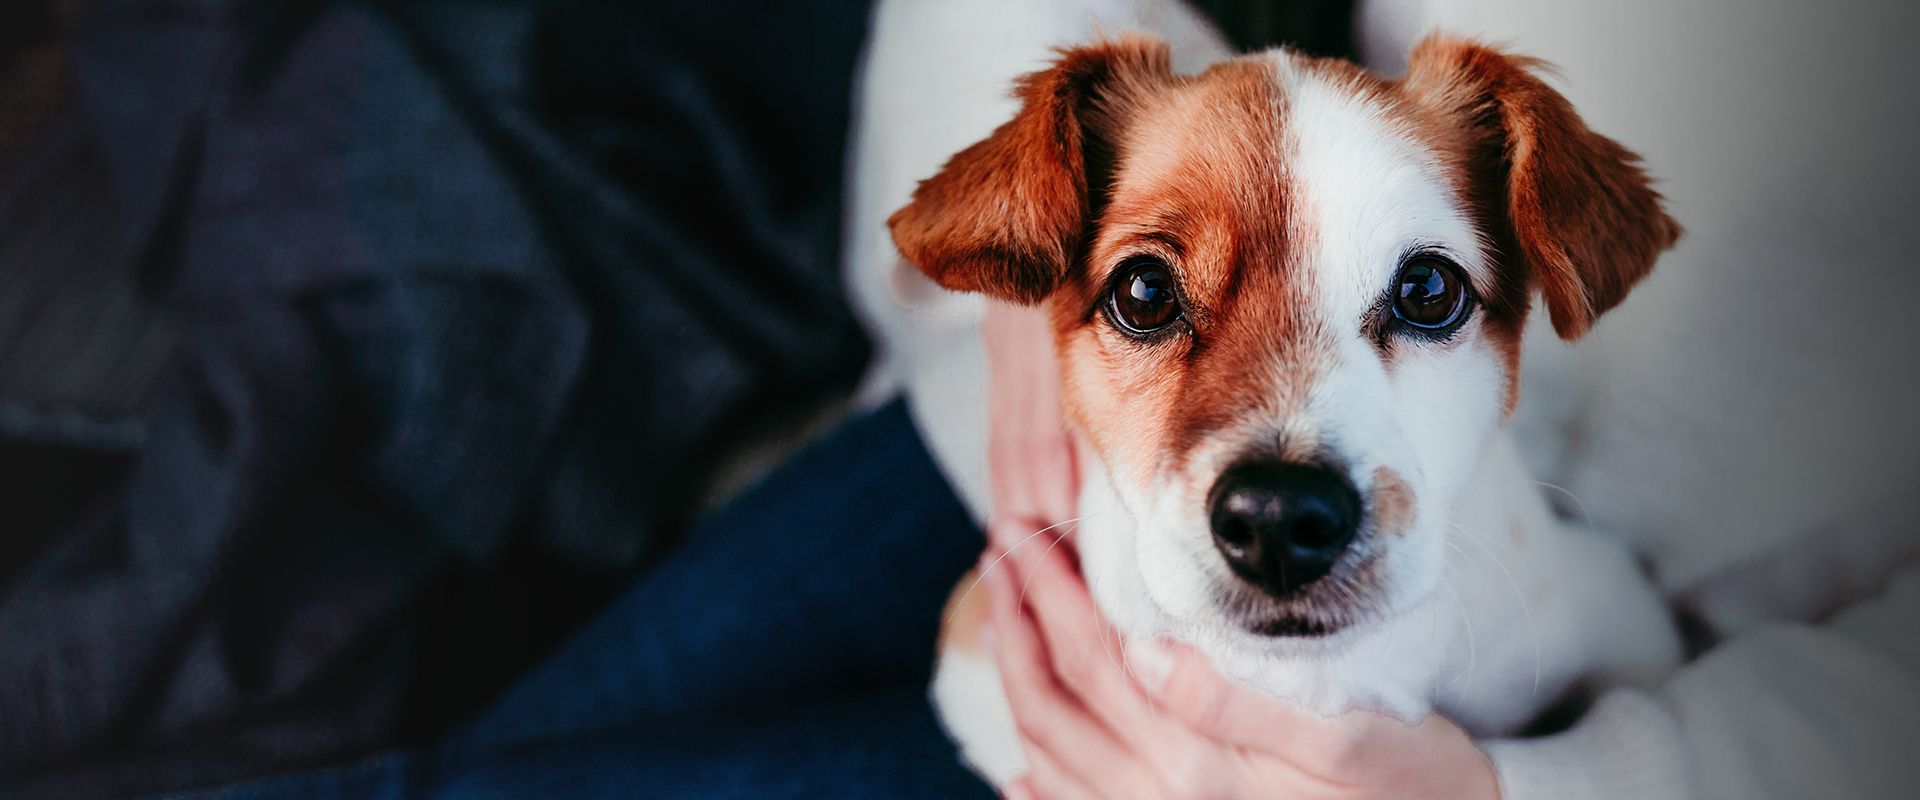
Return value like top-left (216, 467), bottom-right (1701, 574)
top-left (0, 0), bottom-right (873, 795)
top-left (188, 401), bottom-right (992, 800)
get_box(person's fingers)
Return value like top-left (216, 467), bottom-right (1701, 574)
top-left (990, 448), bottom-right (1039, 533)
top-left (1000, 534), bottom-right (1162, 743)
top-left (1126, 635), bottom-right (1368, 763)
top-left (987, 516), bottom-right (1054, 556)
top-left (991, 428), bottom-right (1077, 533)
top-left (1000, 776), bottom-right (1037, 800)
top-left (984, 562), bottom-right (1147, 797)
top-left (998, 532), bottom-right (1232, 797)
top-left (1016, 743), bottom-right (1102, 800)
top-left (983, 298), bottom-right (1080, 532)
top-left (1031, 428), bottom-right (1080, 527)
top-left (985, 562), bottom-right (1126, 758)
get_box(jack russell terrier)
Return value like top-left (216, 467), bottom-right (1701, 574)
top-left (884, 31), bottom-right (1685, 784)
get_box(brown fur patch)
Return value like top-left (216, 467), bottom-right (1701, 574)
top-left (1399, 35), bottom-right (1682, 341)
top-left (1047, 55), bottom-right (1340, 485)
top-left (887, 37), bottom-right (1174, 303)
top-left (1369, 466), bottom-right (1416, 536)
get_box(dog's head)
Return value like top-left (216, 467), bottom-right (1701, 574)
top-left (890, 35), bottom-right (1678, 640)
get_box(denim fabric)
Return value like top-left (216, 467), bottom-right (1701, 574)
top-left (185, 401), bottom-right (994, 799)
top-left (2, 2), bottom-right (878, 793)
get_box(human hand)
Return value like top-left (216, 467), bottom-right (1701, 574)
top-left (982, 299), bottom-right (1079, 540)
top-left (979, 532), bottom-right (1502, 800)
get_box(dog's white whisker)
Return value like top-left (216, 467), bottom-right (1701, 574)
top-left (1533, 480), bottom-right (1597, 531)
top-left (1450, 518), bottom-right (1540, 585)
top-left (1448, 519), bottom-right (1543, 698)
top-left (940, 504), bottom-right (1116, 628)
top-left (1016, 526), bottom-right (1076, 610)
top-left (1439, 574), bottom-right (1476, 685)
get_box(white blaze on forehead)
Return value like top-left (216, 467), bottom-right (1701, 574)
top-left (1254, 52), bottom-right (1501, 490)
top-left (1267, 53), bottom-right (1506, 616)
top-left (1266, 53), bottom-right (1486, 327)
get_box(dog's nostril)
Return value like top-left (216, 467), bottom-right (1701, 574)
top-left (1207, 461), bottom-right (1361, 600)
top-left (1217, 517), bottom-right (1254, 549)
top-left (1291, 515), bottom-right (1340, 549)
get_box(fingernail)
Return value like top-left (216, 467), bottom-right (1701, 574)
top-left (1125, 636), bottom-right (1177, 692)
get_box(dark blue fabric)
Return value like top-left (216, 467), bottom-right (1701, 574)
top-left (183, 401), bottom-right (993, 799)
top-left (0, 1), bottom-right (880, 795)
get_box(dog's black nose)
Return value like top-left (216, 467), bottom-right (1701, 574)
top-left (1208, 462), bottom-right (1360, 599)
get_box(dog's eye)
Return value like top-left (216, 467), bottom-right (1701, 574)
top-left (1392, 256), bottom-right (1467, 331)
top-left (1108, 258), bottom-right (1182, 334)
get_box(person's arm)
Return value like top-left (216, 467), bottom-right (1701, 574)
top-left (1487, 562), bottom-right (1920, 800)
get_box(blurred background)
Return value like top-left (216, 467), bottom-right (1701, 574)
top-left (1, 0), bottom-right (1915, 798)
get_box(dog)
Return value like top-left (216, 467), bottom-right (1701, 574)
top-left (880, 27), bottom-right (1686, 785)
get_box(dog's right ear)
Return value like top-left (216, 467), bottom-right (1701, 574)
top-left (887, 37), bottom-right (1172, 304)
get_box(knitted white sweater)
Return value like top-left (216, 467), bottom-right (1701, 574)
top-left (1485, 516), bottom-right (1920, 799)
top-left (1386, 1), bottom-right (1920, 795)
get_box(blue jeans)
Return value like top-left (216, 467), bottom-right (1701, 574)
top-left (194, 401), bottom-right (994, 799)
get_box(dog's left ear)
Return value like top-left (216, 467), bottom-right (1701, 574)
top-left (1405, 35), bottom-right (1682, 339)
top-left (887, 37), bottom-right (1172, 304)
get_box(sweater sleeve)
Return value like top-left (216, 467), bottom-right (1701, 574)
top-left (1485, 564), bottom-right (1920, 800)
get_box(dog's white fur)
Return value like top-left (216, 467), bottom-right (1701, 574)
top-left (948, 437), bottom-right (1677, 783)
top-left (850, 0), bottom-right (1681, 786)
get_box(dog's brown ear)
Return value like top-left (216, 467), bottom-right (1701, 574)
top-left (1405, 35), bottom-right (1681, 339)
top-left (887, 37), bottom-right (1172, 304)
